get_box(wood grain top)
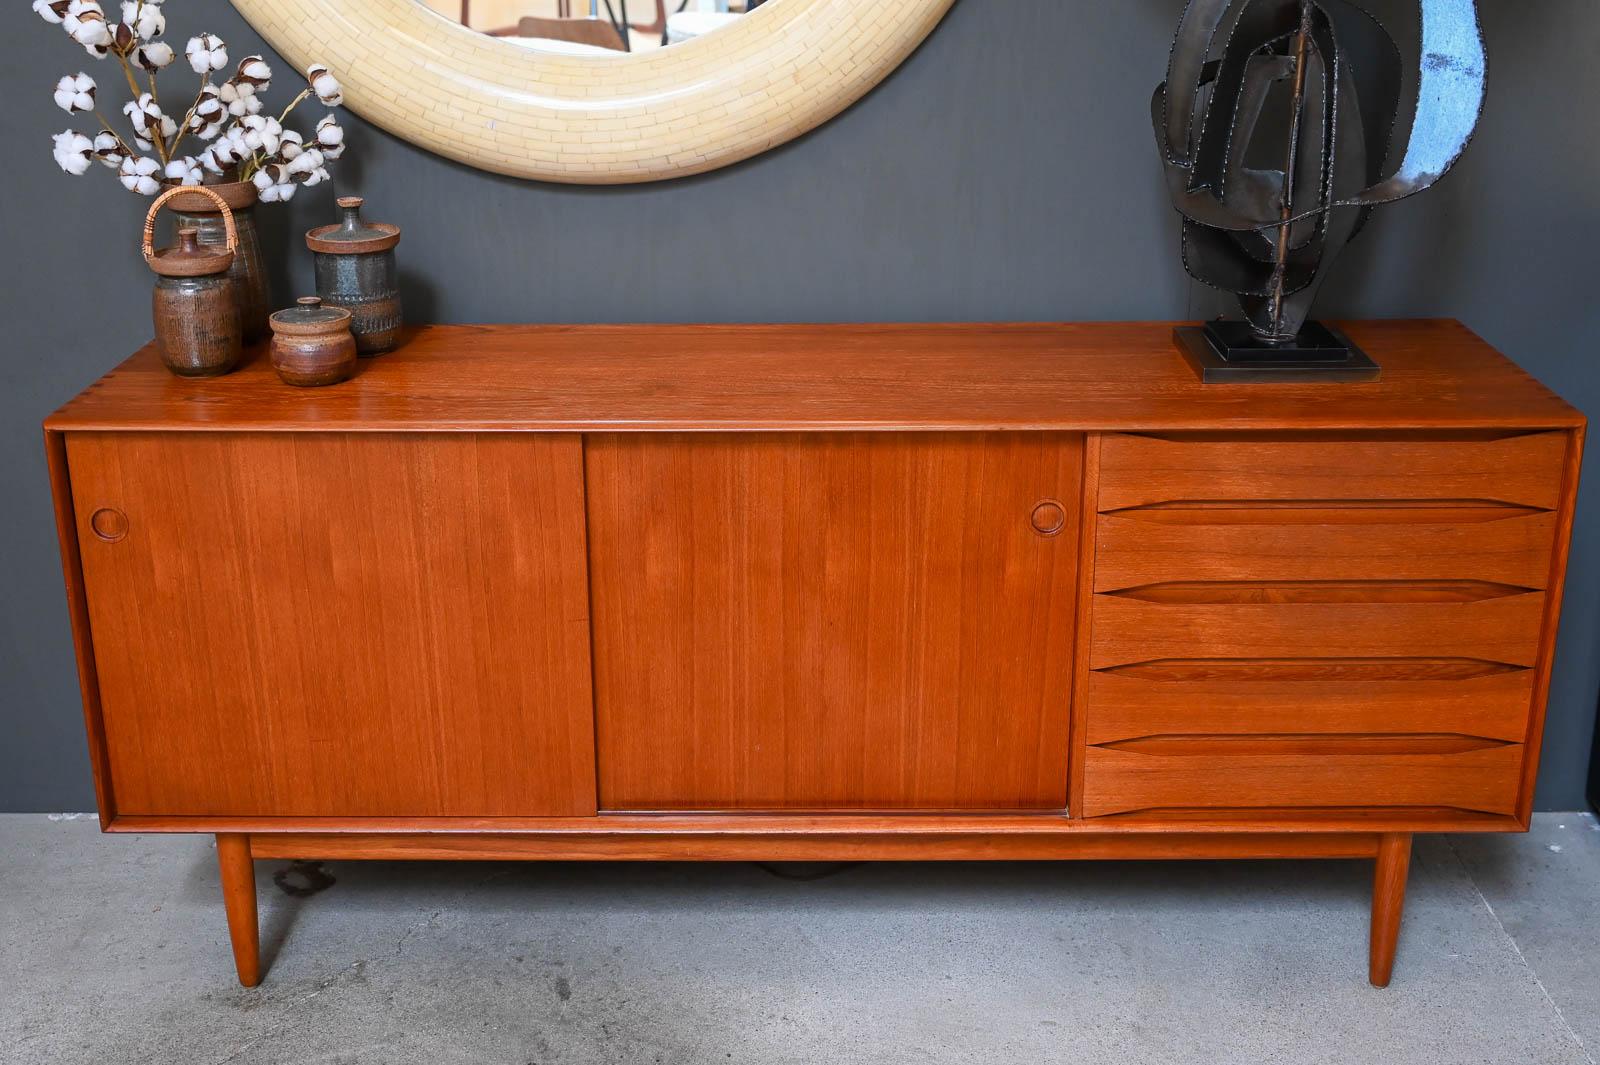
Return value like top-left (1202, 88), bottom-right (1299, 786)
top-left (46, 320), bottom-right (1583, 433)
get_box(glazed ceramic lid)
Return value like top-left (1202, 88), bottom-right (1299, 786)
top-left (306, 196), bottom-right (401, 255)
top-left (148, 227), bottom-right (235, 278)
top-left (270, 296), bottom-right (353, 337)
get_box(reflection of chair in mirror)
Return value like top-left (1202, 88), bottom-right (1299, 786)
top-left (515, 14), bottom-right (627, 49)
top-left (631, 0), bottom-right (757, 36)
top-left (629, 0), bottom-right (668, 35)
top-left (458, 1), bottom-right (574, 23)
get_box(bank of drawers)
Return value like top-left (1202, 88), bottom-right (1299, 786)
top-left (1079, 431), bottom-right (1567, 819)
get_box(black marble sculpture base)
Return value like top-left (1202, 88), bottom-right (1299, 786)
top-left (1175, 321), bottom-right (1381, 384)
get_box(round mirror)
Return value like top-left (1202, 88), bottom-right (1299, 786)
top-left (230, 0), bottom-right (955, 184)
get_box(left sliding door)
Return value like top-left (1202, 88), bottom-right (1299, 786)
top-left (66, 432), bottom-right (597, 818)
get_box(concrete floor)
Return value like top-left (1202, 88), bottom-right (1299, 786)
top-left (3, 814), bottom-right (1598, 1064)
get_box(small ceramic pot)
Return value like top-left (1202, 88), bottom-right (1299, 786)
top-left (269, 297), bottom-right (358, 387)
top-left (306, 197), bottom-right (403, 356)
top-left (144, 186), bottom-right (242, 378)
top-left (165, 179), bottom-right (272, 343)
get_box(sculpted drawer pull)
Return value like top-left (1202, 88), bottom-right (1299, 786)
top-left (1030, 500), bottom-right (1067, 536)
top-left (89, 508), bottom-right (128, 543)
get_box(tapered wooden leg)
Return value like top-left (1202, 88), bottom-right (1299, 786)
top-left (217, 833), bottom-right (261, 987)
top-left (1369, 832), bottom-right (1412, 988)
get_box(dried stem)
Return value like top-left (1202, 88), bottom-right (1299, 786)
top-left (114, 50), bottom-right (142, 100)
top-left (278, 87), bottom-right (314, 126)
top-left (164, 75), bottom-right (213, 162)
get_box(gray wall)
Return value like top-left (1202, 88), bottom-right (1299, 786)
top-left (3, 1), bottom-right (1597, 810)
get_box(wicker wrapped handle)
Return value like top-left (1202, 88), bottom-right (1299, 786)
top-left (142, 184), bottom-right (238, 264)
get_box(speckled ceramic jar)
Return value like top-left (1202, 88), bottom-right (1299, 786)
top-left (269, 297), bottom-right (358, 387)
top-left (307, 197), bottom-right (403, 356)
top-left (144, 186), bottom-right (242, 378)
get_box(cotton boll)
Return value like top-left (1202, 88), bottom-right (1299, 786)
top-left (121, 91), bottom-right (165, 148)
top-left (252, 162), bottom-right (295, 202)
top-left (286, 146), bottom-right (324, 177)
top-left (198, 145), bottom-right (227, 175)
top-left (235, 55), bottom-right (272, 94)
top-left (217, 81), bottom-right (262, 118)
top-left (240, 114), bottom-right (282, 156)
top-left (164, 156), bottom-right (202, 186)
top-left (134, 41), bottom-right (174, 71)
top-left (306, 63), bottom-right (343, 107)
top-left (52, 129), bottom-right (93, 175)
top-left (240, 116), bottom-right (264, 149)
top-left (207, 125), bottom-right (254, 171)
top-left (92, 129), bottom-right (124, 168)
top-left (218, 125), bottom-right (250, 161)
top-left (63, 1), bottom-right (112, 55)
top-left (185, 33), bottom-right (227, 75)
top-left (34, 0), bottom-right (71, 24)
top-left (314, 114), bottom-right (344, 159)
top-left (122, 105), bottom-right (149, 148)
top-left (187, 85), bottom-right (224, 134)
top-left (118, 154), bottom-right (160, 194)
top-left (62, 1), bottom-right (107, 35)
top-left (54, 72), bottom-right (96, 113)
top-left (120, 0), bottom-right (163, 39)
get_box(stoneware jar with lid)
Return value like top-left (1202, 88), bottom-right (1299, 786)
top-left (306, 196), bottom-right (403, 356)
top-left (269, 297), bottom-right (358, 387)
top-left (144, 186), bottom-right (244, 378)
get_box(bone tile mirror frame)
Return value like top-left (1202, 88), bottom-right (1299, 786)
top-left (229, 0), bottom-right (956, 184)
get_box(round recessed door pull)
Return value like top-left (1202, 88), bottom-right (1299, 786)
top-left (1030, 500), bottom-right (1067, 537)
top-left (90, 508), bottom-right (128, 543)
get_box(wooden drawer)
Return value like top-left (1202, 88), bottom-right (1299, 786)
top-left (1094, 507), bottom-right (1558, 589)
top-left (1085, 660), bottom-right (1536, 745)
top-left (1081, 739), bottom-right (1525, 818)
top-left (1097, 432), bottom-right (1568, 511)
top-left (1090, 591), bottom-right (1546, 668)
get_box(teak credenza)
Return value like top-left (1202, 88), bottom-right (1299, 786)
top-left (45, 321), bottom-right (1584, 988)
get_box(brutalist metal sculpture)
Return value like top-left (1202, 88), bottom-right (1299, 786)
top-left (1154, 0), bottom-right (1486, 381)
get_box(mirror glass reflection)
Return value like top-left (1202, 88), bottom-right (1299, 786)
top-left (419, 0), bottom-right (769, 54)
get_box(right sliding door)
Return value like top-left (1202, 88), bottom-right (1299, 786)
top-left (585, 432), bottom-right (1083, 811)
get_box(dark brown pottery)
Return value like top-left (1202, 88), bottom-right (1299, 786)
top-left (269, 297), bottom-right (357, 387)
top-left (167, 180), bottom-right (271, 343)
top-left (307, 196), bottom-right (403, 356)
top-left (144, 186), bottom-right (242, 378)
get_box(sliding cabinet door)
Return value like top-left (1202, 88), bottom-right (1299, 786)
top-left (587, 432), bottom-right (1082, 810)
top-left (69, 431), bottom-right (597, 817)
